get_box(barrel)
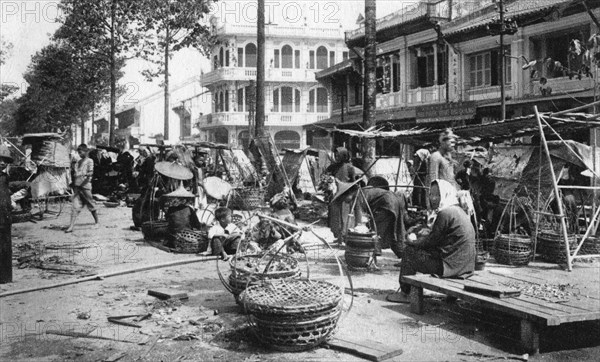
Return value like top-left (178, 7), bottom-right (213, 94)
top-left (345, 231), bottom-right (376, 249)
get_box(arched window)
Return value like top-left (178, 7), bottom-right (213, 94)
top-left (217, 92), bottom-right (224, 112)
top-left (219, 47), bottom-right (224, 67)
top-left (225, 49), bottom-right (230, 67)
top-left (274, 130), bottom-right (300, 150)
top-left (282, 45), bottom-right (293, 69)
top-left (245, 85), bottom-right (254, 112)
top-left (237, 88), bottom-right (244, 112)
top-left (316, 46), bottom-right (328, 69)
top-left (245, 43), bottom-right (257, 67)
top-left (308, 87), bottom-right (328, 112)
top-left (273, 87), bottom-right (300, 113)
top-left (316, 88), bottom-right (327, 113)
top-left (224, 90), bottom-right (229, 112)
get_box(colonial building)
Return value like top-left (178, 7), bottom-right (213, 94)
top-left (309, 0), bottom-right (600, 150)
top-left (92, 76), bottom-right (209, 148)
top-left (196, 16), bottom-right (347, 150)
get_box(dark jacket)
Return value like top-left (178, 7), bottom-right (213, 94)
top-left (414, 205), bottom-right (476, 277)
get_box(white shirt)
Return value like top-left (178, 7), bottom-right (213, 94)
top-left (208, 222), bottom-right (242, 240)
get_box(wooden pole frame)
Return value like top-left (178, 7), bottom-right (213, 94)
top-left (534, 106), bottom-right (573, 270)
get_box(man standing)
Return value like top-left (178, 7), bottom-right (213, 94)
top-left (0, 145), bottom-right (14, 283)
top-left (66, 144), bottom-right (98, 233)
top-left (428, 129), bottom-right (458, 188)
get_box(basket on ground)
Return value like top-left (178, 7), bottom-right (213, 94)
top-left (171, 229), bottom-right (208, 253)
top-left (537, 231), bottom-right (577, 263)
top-left (230, 187), bottom-right (265, 210)
top-left (240, 279), bottom-right (343, 351)
top-left (141, 220), bottom-right (169, 241)
top-left (344, 231), bottom-right (377, 269)
top-left (493, 234), bottom-right (532, 266)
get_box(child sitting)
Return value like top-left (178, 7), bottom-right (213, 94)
top-left (209, 207), bottom-right (243, 260)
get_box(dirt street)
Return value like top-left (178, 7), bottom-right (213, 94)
top-left (1, 203), bottom-right (599, 361)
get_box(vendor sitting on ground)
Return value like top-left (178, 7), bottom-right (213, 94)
top-left (161, 184), bottom-right (206, 251)
top-left (389, 179), bottom-right (476, 303)
top-left (209, 207), bottom-right (243, 260)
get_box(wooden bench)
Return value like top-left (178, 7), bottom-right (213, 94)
top-left (401, 271), bottom-right (600, 354)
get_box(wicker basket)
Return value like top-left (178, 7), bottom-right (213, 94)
top-left (171, 229), bottom-right (208, 253)
top-left (492, 234), bottom-right (532, 266)
top-left (240, 279), bottom-right (343, 351)
top-left (580, 236), bottom-right (600, 256)
top-left (537, 231), bottom-right (578, 263)
top-left (230, 187), bottom-right (266, 210)
top-left (141, 220), bottom-right (169, 241)
top-left (225, 254), bottom-right (300, 304)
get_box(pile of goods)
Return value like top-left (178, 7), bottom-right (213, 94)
top-left (294, 201), bottom-right (328, 223)
top-left (344, 226), bottom-right (377, 269)
top-left (224, 254), bottom-right (300, 304)
top-left (240, 279), bottom-right (343, 351)
top-left (229, 187), bottom-right (266, 210)
top-left (492, 234), bottom-right (532, 266)
top-left (499, 280), bottom-right (579, 303)
top-left (537, 230), bottom-right (577, 263)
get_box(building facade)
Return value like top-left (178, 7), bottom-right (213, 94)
top-left (309, 0), bottom-right (600, 151)
top-left (196, 16), bottom-right (347, 150)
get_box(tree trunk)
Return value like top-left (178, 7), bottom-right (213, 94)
top-left (362, 0), bottom-right (376, 176)
top-left (164, 25), bottom-right (170, 141)
top-left (255, 0), bottom-right (265, 138)
top-left (109, 0), bottom-right (116, 146)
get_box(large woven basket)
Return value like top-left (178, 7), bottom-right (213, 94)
top-left (580, 236), bottom-right (600, 256)
top-left (171, 229), bottom-right (208, 253)
top-left (493, 234), bottom-right (532, 266)
top-left (230, 187), bottom-right (266, 210)
top-left (141, 220), bottom-right (169, 241)
top-left (537, 231), bottom-right (578, 263)
top-left (240, 279), bottom-right (343, 351)
top-left (224, 254), bottom-right (300, 304)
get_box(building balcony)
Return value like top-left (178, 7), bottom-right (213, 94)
top-left (466, 85), bottom-right (514, 102)
top-left (406, 85), bottom-right (447, 105)
top-left (198, 112), bottom-right (329, 128)
top-left (531, 76), bottom-right (594, 97)
top-left (214, 22), bottom-right (343, 40)
top-left (201, 67), bottom-right (318, 87)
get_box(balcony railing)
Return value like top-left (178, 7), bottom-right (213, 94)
top-left (198, 112), bottom-right (327, 127)
top-left (202, 67), bottom-right (317, 86)
top-left (466, 85), bottom-right (513, 102)
top-left (214, 23), bottom-right (342, 39)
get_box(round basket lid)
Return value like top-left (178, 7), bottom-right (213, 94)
top-left (240, 279), bottom-right (343, 315)
top-left (155, 161), bottom-right (194, 180)
top-left (203, 176), bottom-right (232, 200)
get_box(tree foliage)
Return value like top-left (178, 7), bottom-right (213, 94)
top-left (55, 0), bottom-right (146, 145)
top-left (137, 0), bottom-right (215, 81)
top-left (13, 41), bottom-right (119, 134)
top-left (0, 37), bottom-right (18, 103)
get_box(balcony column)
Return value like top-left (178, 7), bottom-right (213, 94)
top-left (433, 42), bottom-right (439, 101)
top-left (513, 31), bottom-right (526, 99)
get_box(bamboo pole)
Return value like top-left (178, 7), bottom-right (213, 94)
top-left (0, 255), bottom-right (219, 299)
top-left (534, 106), bottom-right (573, 271)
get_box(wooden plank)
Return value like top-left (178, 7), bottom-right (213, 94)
top-left (404, 275), bottom-right (600, 325)
top-left (470, 273), bottom-right (600, 313)
top-left (463, 283), bottom-right (522, 298)
top-left (147, 288), bottom-right (189, 300)
top-left (402, 275), bottom-right (559, 325)
top-left (410, 287), bottom-right (424, 315)
top-left (327, 337), bottom-right (403, 362)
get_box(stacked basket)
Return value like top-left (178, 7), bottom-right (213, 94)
top-left (344, 231), bottom-right (377, 269)
top-left (240, 279), bottom-right (343, 351)
top-left (223, 254), bottom-right (300, 304)
top-left (537, 230), bottom-right (578, 263)
top-left (493, 234), bottom-right (532, 266)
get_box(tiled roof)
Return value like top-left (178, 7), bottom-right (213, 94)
top-left (441, 0), bottom-right (573, 37)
